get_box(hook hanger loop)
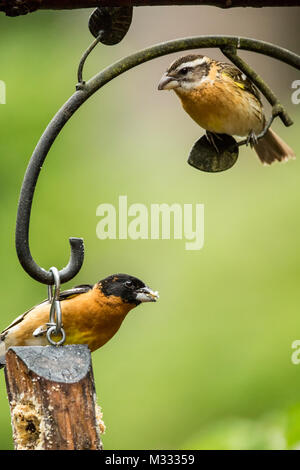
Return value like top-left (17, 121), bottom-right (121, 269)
top-left (46, 267), bottom-right (66, 346)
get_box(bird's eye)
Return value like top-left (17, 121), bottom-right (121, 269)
top-left (125, 281), bottom-right (134, 289)
top-left (180, 67), bottom-right (189, 75)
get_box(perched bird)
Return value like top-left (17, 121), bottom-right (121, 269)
top-left (158, 54), bottom-right (295, 164)
top-left (0, 273), bottom-right (159, 368)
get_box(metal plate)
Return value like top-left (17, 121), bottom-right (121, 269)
top-left (9, 345), bottom-right (92, 383)
top-left (88, 7), bottom-right (133, 45)
top-left (188, 134), bottom-right (239, 173)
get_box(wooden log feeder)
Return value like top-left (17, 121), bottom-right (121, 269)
top-left (4, 345), bottom-right (105, 450)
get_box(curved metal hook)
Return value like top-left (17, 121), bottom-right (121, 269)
top-left (15, 102), bottom-right (85, 285)
top-left (16, 35), bottom-right (300, 285)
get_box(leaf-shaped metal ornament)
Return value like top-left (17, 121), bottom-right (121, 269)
top-left (88, 7), bottom-right (133, 45)
top-left (188, 133), bottom-right (239, 173)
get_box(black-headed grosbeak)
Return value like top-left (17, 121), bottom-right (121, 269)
top-left (158, 54), bottom-right (295, 164)
top-left (0, 274), bottom-right (158, 368)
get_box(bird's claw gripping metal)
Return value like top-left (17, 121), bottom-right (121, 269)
top-left (188, 133), bottom-right (239, 173)
top-left (246, 131), bottom-right (258, 148)
top-left (206, 131), bottom-right (223, 153)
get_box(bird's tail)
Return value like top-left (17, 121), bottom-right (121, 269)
top-left (254, 128), bottom-right (295, 165)
top-left (0, 341), bottom-right (6, 369)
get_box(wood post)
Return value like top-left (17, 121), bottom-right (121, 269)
top-left (4, 345), bottom-right (104, 450)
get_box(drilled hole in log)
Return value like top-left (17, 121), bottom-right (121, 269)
top-left (25, 419), bottom-right (37, 434)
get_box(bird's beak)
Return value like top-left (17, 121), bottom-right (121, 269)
top-left (158, 73), bottom-right (179, 90)
top-left (136, 286), bottom-right (159, 303)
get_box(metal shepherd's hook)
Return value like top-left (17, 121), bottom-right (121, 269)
top-left (14, 7), bottom-right (300, 289)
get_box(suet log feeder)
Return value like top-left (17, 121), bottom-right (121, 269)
top-left (5, 345), bottom-right (104, 450)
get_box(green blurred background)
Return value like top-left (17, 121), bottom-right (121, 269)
top-left (0, 5), bottom-right (300, 450)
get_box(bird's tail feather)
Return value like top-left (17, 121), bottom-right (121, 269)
top-left (0, 341), bottom-right (6, 369)
top-left (254, 128), bottom-right (295, 165)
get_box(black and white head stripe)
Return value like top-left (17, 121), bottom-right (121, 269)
top-left (167, 54), bottom-right (209, 74)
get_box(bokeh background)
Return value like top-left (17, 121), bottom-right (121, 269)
top-left (0, 5), bottom-right (300, 450)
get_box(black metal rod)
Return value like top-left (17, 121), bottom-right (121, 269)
top-left (2, 0), bottom-right (300, 17)
top-left (16, 93), bottom-right (85, 285)
top-left (16, 35), bottom-right (300, 285)
top-left (77, 32), bottom-right (103, 84)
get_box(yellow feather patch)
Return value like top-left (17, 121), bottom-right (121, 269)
top-left (221, 72), bottom-right (245, 89)
top-left (234, 81), bottom-right (245, 89)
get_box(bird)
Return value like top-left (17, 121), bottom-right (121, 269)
top-left (0, 273), bottom-right (159, 368)
top-left (158, 54), bottom-right (295, 165)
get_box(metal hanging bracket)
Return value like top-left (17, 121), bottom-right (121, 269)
top-left (15, 34), bottom-right (300, 284)
top-left (46, 267), bottom-right (66, 346)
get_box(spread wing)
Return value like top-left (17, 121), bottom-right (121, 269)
top-left (219, 62), bottom-right (262, 103)
top-left (0, 284), bottom-right (93, 340)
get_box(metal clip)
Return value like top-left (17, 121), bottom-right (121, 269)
top-left (46, 267), bottom-right (66, 347)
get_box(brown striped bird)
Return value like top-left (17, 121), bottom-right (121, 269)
top-left (158, 54), bottom-right (295, 164)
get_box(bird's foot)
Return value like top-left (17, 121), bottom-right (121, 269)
top-left (206, 131), bottom-right (223, 153)
top-left (246, 131), bottom-right (258, 148)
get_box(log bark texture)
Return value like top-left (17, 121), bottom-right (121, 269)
top-left (1, 0), bottom-right (300, 17)
top-left (4, 345), bottom-right (103, 450)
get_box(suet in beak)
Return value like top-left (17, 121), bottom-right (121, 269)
top-left (135, 286), bottom-right (159, 303)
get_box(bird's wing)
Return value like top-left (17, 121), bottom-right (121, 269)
top-left (219, 63), bottom-right (262, 103)
top-left (58, 284), bottom-right (94, 301)
top-left (0, 284), bottom-right (94, 340)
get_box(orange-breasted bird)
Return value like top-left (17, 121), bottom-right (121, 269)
top-left (158, 54), bottom-right (295, 165)
top-left (0, 273), bottom-right (159, 368)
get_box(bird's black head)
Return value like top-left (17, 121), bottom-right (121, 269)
top-left (98, 274), bottom-right (159, 305)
